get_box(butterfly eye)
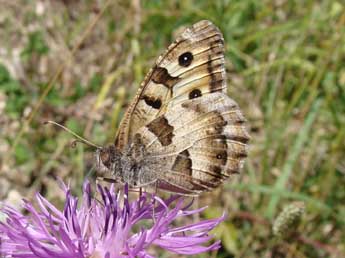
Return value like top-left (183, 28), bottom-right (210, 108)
top-left (178, 52), bottom-right (193, 67)
top-left (100, 148), bottom-right (111, 167)
top-left (189, 89), bottom-right (202, 99)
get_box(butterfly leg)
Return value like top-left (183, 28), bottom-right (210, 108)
top-left (96, 176), bottom-right (118, 184)
top-left (96, 176), bottom-right (125, 194)
top-left (151, 181), bottom-right (159, 223)
top-left (192, 197), bottom-right (200, 222)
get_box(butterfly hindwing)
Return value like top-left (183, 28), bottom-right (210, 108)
top-left (135, 92), bottom-right (250, 195)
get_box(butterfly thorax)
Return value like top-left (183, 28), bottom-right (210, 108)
top-left (97, 141), bottom-right (158, 187)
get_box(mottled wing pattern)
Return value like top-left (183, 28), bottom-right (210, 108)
top-left (115, 20), bottom-right (226, 150)
top-left (136, 92), bottom-right (250, 195)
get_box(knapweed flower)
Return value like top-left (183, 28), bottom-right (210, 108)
top-left (0, 181), bottom-right (225, 258)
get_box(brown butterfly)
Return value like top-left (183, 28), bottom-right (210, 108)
top-left (97, 20), bottom-right (250, 196)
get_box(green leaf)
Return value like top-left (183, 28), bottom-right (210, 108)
top-left (65, 118), bottom-right (83, 136)
top-left (14, 143), bottom-right (32, 164)
top-left (0, 63), bottom-right (11, 83)
top-left (21, 31), bottom-right (49, 60)
top-left (221, 222), bottom-right (239, 255)
top-left (88, 74), bottom-right (103, 92)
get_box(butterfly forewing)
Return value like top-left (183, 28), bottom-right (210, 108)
top-left (115, 20), bottom-right (227, 150)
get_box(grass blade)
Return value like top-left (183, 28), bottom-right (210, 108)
top-left (265, 99), bottom-right (322, 219)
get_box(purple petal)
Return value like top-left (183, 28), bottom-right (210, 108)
top-left (1, 180), bottom-right (225, 258)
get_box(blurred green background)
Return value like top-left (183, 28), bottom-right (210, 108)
top-left (0, 0), bottom-right (344, 257)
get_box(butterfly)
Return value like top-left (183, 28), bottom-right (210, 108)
top-left (97, 20), bottom-right (250, 196)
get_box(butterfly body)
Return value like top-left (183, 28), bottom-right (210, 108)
top-left (98, 139), bottom-right (160, 187)
top-left (97, 20), bottom-right (250, 196)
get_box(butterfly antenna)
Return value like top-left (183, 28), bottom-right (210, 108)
top-left (44, 120), bottom-right (101, 149)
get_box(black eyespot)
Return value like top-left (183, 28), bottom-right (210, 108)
top-left (152, 99), bottom-right (162, 109)
top-left (178, 52), bottom-right (193, 67)
top-left (216, 152), bottom-right (227, 165)
top-left (143, 95), bottom-right (162, 109)
top-left (189, 89), bottom-right (202, 99)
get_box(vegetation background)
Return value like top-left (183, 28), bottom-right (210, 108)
top-left (0, 0), bottom-right (344, 257)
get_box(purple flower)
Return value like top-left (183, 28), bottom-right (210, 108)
top-left (0, 181), bottom-right (225, 258)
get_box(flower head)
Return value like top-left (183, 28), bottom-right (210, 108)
top-left (0, 181), bottom-right (225, 258)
